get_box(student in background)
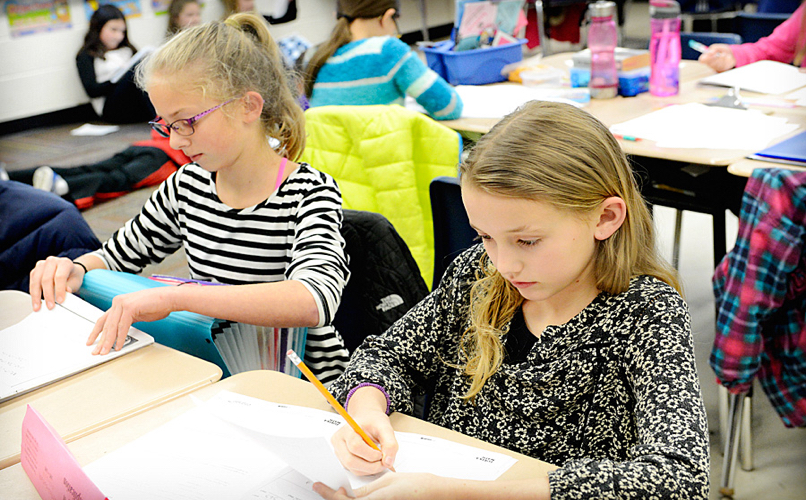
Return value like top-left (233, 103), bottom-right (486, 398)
top-left (316, 101), bottom-right (709, 499)
top-left (76, 4), bottom-right (155, 124)
top-left (167, 0), bottom-right (202, 36)
top-left (31, 13), bottom-right (351, 384)
top-left (699, 1), bottom-right (806, 72)
top-left (304, 0), bottom-right (462, 121)
top-left (221, 0), bottom-right (255, 16)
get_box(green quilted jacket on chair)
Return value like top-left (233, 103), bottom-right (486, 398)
top-left (300, 105), bottom-right (462, 287)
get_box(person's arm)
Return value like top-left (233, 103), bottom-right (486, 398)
top-left (729, 3), bottom-right (804, 67)
top-left (710, 170), bottom-right (805, 394)
top-left (547, 290), bottom-right (709, 499)
top-left (385, 38), bottom-right (463, 121)
top-left (76, 51), bottom-right (114, 98)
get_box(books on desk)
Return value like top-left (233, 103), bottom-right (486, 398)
top-left (0, 291), bottom-right (154, 403)
top-left (78, 269), bottom-right (306, 378)
top-left (699, 60), bottom-right (806, 95)
top-left (748, 130), bottom-right (806, 166)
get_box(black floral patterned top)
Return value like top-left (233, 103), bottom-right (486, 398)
top-left (330, 245), bottom-right (709, 499)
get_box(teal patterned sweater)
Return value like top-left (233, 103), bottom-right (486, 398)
top-left (309, 36), bottom-right (462, 120)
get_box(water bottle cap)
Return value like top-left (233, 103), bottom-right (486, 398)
top-left (588, 1), bottom-right (616, 18)
top-left (649, 0), bottom-right (680, 18)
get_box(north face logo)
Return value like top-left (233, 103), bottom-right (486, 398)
top-left (375, 294), bottom-right (404, 312)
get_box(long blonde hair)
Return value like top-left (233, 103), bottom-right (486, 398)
top-left (136, 12), bottom-right (305, 160)
top-left (457, 100), bottom-right (681, 399)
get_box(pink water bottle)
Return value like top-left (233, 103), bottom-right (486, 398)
top-left (649, 0), bottom-right (681, 96)
top-left (587, 1), bottom-right (618, 99)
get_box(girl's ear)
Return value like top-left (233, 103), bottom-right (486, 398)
top-left (594, 196), bottom-right (627, 241)
top-left (241, 91), bottom-right (265, 124)
top-left (381, 8), bottom-right (396, 27)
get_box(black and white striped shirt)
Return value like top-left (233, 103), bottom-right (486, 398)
top-left (93, 162), bottom-right (351, 383)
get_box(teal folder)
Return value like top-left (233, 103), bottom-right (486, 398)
top-left (78, 270), bottom-right (231, 377)
top-left (754, 131), bottom-right (806, 165)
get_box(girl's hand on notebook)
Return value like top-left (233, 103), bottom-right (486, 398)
top-left (86, 287), bottom-right (177, 355)
top-left (29, 256), bottom-right (85, 311)
top-left (331, 406), bottom-right (397, 476)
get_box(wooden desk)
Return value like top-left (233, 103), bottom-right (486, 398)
top-left (441, 56), bottom-right (806, 267)
top-left (0, 370), bottom-right (557, 498)
top-left (729, 158), bottom-right (806, 177)
top-left (0, 290), bottom-right (223, 469)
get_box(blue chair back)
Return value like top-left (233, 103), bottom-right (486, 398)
top-left (734, 12), bottom-right (790, 42)
top-left (681, 32), bottom-right (743, 59)
top-left (430, 176), bottom-right (477, 289)
top-left (757, 0), bottom-right (800, 13)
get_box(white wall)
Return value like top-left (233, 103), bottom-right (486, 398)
top-left (0, 0), bottom-right (454, 124)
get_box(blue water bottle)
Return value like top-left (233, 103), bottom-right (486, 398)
top-left (649, 0), bottom-right (681, 96)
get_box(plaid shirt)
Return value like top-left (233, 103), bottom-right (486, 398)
top-left (711, 168), bottom-right (806, 428)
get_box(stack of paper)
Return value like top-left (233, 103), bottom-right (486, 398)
top-left (699, 60), bottom-right (806, 95)
top-left (82, 391), bottom-right (518, 499)
top-left (610, 102), bottom-right (800, 150)
top-left (0, 293), bottom-right (153, 403)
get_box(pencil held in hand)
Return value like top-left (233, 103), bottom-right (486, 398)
top-left (286, 349), bottom-right (395, 471)
top-left (688, 39), bottom-right (708, 54)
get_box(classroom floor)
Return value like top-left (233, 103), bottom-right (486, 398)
top-left (1, 2), bottom-right (805, 497)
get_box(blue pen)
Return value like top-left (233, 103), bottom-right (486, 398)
top-left (688, 39), bottom-right (708, 54)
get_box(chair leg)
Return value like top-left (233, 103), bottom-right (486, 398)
top-left (718, 384), bottom-right (729, 450)
top-left (720, 392), bottom-right (746, 498)
top-left (672, 209), bottom-right (683, 270)
top-left (741, 393), bottom-right (753, 471)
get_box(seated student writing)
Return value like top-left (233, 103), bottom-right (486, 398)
top-left (76, 4), bottom-right (156, 124)
top-left (315, 101), bottom-right (710, 499)
top-left (699, 1), bottom-right (806, 72)
top-left (31, 13), bottom-right (351, 384)
top-left (304, 0), bottom-right (463, 121)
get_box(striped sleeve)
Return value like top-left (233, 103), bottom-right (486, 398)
top-left (387, 39), bottom-right (463, 120)
top-left (92, 170), bottom-right (183, 273)
top-left (286, 169), bottom-right (350, 327)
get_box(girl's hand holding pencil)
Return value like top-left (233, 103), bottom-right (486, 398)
top-left (286, 350), bottom-right (398, 476)
top-left (697, 43), bottom-right (737, 73)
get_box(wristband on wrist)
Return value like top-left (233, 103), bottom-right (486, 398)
top-left (73, 261), bottom-right (88, 275)
top-left (345, 383), bottom-right (391, 415)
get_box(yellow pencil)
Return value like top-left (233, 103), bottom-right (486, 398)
top-left (286, 349), bottom-right (395, 472)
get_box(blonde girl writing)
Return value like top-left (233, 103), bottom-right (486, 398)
top-left (317, 101), bottom-right (709, 499)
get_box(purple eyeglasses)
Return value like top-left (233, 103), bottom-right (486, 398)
top-left (149, 98), bottom-right (238, 138)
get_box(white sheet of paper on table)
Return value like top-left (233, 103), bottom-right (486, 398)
top-left (83, 391), bottom-right (518, 499)
top-left (610, 102), bottom-right (800, 150)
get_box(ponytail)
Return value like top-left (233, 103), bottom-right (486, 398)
top-left (304, 17), bottom-right (352, 97)
top-left (138, 12), bottom-right (306, 161)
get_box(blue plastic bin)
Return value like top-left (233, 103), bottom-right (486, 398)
top-left (422, 39), bottom-right (527, 85)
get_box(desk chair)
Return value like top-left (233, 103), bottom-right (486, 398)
top-left (679, 0), bottom-right (743, 32)
top-left (333, 210), bottom-right (429, 353)
top-left (711, 168), bottom-right (806, 498)
top-left (300, 105), bottom-right (463, 287)
top-left (732, 11), bottom-right (789, 43)
top-left (757, 0), bottom-right (800, 13)
top-left (680, 32), bottom-right (742, 60)
top-left (429, 176), bottom-right (477, 289)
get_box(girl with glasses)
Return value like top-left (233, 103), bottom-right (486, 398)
top-left (316, 101), bottom-right (709, 500)
top-left (304, 0), bottom-right (463, 121)
top-left (76, 4), bottom-right (156, 124)
top-left (30, 13), bottom-right (351, 384)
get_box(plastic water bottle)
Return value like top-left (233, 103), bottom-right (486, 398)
top-left (649, 0), bottom-right (681, 96)
top-left (587, 1), bottom-right (618, 99)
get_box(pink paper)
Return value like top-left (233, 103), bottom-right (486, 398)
top-left (21, 405), bottom-right (107, 500)
top-left (458, 1), bottom-right (498, 38)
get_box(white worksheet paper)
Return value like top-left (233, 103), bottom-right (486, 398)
top-left (610, 102), bottom-right (800, 150)
top-left (0, 294), bottom-right (153, 402)
top-left (83, 391), bottom-right (517, 499)
top-left (698, 60), bottom-right (806, 95)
